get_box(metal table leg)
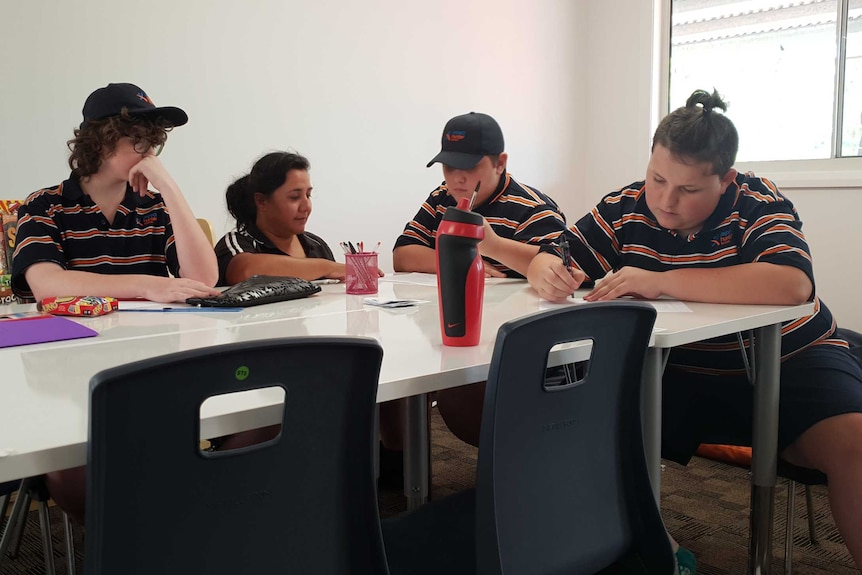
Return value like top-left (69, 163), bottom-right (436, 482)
top-left (404, 393), bottom-right (430, 510)
top-left (643, 347), bottom-right (666, 503)
top-left (749, 323), bottom-right (781, 575)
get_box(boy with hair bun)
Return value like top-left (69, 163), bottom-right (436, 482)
top-left (527, 88), bottom-right (862, 572)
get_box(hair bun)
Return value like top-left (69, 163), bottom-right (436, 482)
top-left (686, 88), bottom-right (727, 116)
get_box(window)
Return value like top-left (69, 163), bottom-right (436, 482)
top-left (669, 0), bottom-right (862, 162)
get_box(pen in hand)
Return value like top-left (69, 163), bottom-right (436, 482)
top-left (559, 237), bottom-right (575, 297)
top-left (469, 181), bottom-right (480, 210)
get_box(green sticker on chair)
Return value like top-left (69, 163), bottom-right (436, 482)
top-left (235, 366), bottom-right (250, 381)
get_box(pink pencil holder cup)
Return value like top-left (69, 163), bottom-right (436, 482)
top-left (345, 253), bottom-right (378, 295)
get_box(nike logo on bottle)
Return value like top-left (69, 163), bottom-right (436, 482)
top-left (447, 322), bottom-right (461, 329)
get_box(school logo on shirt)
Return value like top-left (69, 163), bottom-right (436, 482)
top-left (137, 214), bottom-right (158, 227)
top-left (711, 229), bottom-right (733, 247)
top-left (445, 130), bottom-right (466, 142)
top-left (136, 91), bottom-right (154, 105)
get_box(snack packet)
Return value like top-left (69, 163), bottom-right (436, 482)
top-left (39, 296), bottom-right (119, 317)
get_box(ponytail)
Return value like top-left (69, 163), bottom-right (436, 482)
top-left (225, 174), bottom-right (255, 231)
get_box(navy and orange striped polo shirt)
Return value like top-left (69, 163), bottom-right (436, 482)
top-left (546, 172), bottom-right (844, 375)
top-left (394, 172), bottom-right (567, 278)
top-left (214, 224), bottom-right (335, 286)
top-left (11, 174), bottom-right (180, 299)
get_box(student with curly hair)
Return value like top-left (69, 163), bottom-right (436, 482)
top-left (12, 83), bottom-right (219, 525)
top-left (12, 82), bottom-right (218, 304)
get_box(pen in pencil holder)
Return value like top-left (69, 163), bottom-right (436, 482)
top-left (340, 241), bottom-right (381, 254)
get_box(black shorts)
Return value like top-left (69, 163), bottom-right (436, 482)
top-left (661, 344), bottom-right (862, 464)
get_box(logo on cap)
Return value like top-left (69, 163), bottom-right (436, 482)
top-left (445, 131), bottom-right (466, 142)
top-left (136, 91), bottom-right (154, 105)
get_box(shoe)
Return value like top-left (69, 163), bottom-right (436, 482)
top-left (378, 442), bottom-right (404, 489)
top-left (675, 546), bottom-right (696, 575)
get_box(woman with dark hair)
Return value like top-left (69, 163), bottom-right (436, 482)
top-left (215, 151), bottom-right (345, 285)
top-left (213, 151), bottom-right (391, 453)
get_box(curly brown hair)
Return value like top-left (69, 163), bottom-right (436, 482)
top-left (67, 109), bottom-right (174, 178)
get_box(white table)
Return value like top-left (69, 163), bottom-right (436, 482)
top-left (0, 278), bottom-right (812, 575)
top-left (0, 279), bottom-right (536, 482)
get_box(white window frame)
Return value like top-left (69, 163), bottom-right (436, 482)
top-left (655, 0), bottom-right (862, 190)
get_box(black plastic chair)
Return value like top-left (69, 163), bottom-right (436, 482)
top-left (383, 302), bottom-right (673, 575)
top-left (83, 336), bottom-right (388, 575)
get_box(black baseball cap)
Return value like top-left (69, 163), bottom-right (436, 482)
top-left (426, 112), bottom-right (504, 170)
top-left (81, 83), bottom-right (188, 127)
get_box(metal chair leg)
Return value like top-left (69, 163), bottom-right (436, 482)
top-left (0, 493), bottom-right (9, 525)
top-left (1, 478), bottom-right (65, 575)
top-left (804, 485), bottom-right (818, 544)
top-left (63, 511), bottom-right (76, 575)
top-left (785, 480), bottom-right (796, 575)
top-left (0, 481), bottom-right (28, 563)
top-left (8, 490), bottom-right (31, 558)
top-left (0, 491), bottom-right (10, 563)
top-left (37, 500), bottom-right (57, 575)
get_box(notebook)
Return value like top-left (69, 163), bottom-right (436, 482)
top-left (0, 313), bottom-right (99, 348)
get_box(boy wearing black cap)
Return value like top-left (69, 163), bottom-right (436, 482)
top-left (12, 83), bottom-right (219, 304)
top-left (393, 112), bottom-right (566, 278)
top-left (11, 83), bottom-right (219, 525)
top-left (388, 112), bottom-right (568, 451)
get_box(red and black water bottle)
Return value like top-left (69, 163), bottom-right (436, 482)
top-left (436, 197), bottom-right (484, 347)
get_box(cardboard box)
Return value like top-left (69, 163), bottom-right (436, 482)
top-left (0, 201), bottom-right (22, 304)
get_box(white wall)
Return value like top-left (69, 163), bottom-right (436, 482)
top-left (7, 0), bottom-right (857, 330)
top-left (772, 186), bottom-right (857, 329)
top-left (0, 0), bottom-right (585, 274)
top-left (582, 0), bottom-right (656, 217)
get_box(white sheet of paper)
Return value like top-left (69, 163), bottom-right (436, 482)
top-left (380, 273), bottom-right (526, 287)
top-left (540, 297), bottom-right (692, 313)
top-left (119, 301), bottom-right (196, 311)
top-left (647, 300), bottom-right (692, 312)
top-left (379, 273), bottom-right (439, 287)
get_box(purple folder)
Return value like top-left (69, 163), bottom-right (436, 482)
top-left (0, 314), bottom-right (98, 348)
